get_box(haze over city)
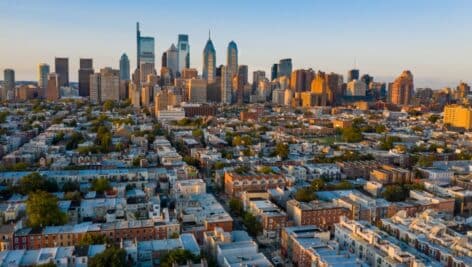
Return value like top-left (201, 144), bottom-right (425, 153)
top-left (1, 0), bottom-right (471, 88)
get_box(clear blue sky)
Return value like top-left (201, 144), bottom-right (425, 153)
top-left (1, 0), bottom-right (470, 88)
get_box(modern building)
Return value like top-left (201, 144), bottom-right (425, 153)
top-left (202, 32), bottom-right (216, 84)
top-left (456, 82), bottom-right (470, 100)
top-left (290, 69), bottom-right (314, 93)
top-left (389, 70), bottom-right (414, 105)
top-left (78, 58), bottom-right (93, 97)
top-left (55, 57), bottom-right (69, 87)
top-left (252, 70), bottom-right (266, 91)
top-left (177, 34), bottom-right (190, 74)
top-left (346, 79), bottom-right (367, 97)
top-left (119, 53), bottom-right (130, 81)
top-left (278, 58), bottom-right (292, 79)
top-left (89, 68), bottom-right (120, 103)
top-left (310, 71), bottom-right (333, 106)
top-left (166, 44), bottom-right (178, 79)
top-left (271, 64), bottom-right (278, 81)
top-left (46, 73), bottom-right (60, 101)
top-left (347, 69), bottom-right (359, 82)
top-left (37, 63), bottom-right (50, 92)
top-left (187, 79), bottom-right (207, 104)
top-left (221, 66), bottom-right (232, 104)
top-left (444, 104), bottom-right (472, 130)
top-left (226, 41), bottom-right (238, 78)
top-left (136, 23), bottom-right (155, 68)
top-left (2, 69), bottom-right (15, 101)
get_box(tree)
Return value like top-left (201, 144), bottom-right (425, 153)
top-left (62, 181), bottom-right (80, 192)
top-left (274, 142), bottom-right (289, 159)
top-left (102, 100), bottom-right (115, 111)
top-left (13, 172), bottom-right (58, 195)
top-left (375, 124), bottom-right (387, 133)
top-left (91, 178), bottom-right (111, 194)
top-left (229, 198), bottom-right (243, 216)
top-left (294, 187), bottom-right (316, 202)
top-left (79, 233), bottom-right (111, 245)
top-left (310, 178), bottom-right (326, 191)
top-left (160, 249), bottom-right (199, 267)
top-left (417, 154), bottom-right (435, 167)
top-left (242, 212), bottom-right (263, 237)
top-left (382, 185), bottom-right (408, 202)
top-left (331, 180), bottom-right (353, 190)
top-left (341, 127), bottom-right (363, 143)
top-left (26, 191), bottom-right (67, 228)
top-left (379, 136), bottom-right (401, 150)
top-left (428, 114), bottom-right (440, 123)
top-left (89, 246), bottom-right (129, 267)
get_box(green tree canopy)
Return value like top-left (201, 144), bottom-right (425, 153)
top-left (294, 187), bottom-right (317, 202)
top-left (26, 191), bottom-right (67, 228)
top-left (160, 249), bottom-right (200, 267)
top-left (12, 172), bottom-right (58, 195)
top-left (89, 246), bottom-right (129, 267)
top-left (91, 178), bottom-right (111, 194)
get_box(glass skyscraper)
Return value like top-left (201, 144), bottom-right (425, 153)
top-left (202, 32), bottom-right (216, 84)
top-left (227, 41), bottom-right (238, 77)
top-left (278, 58), bottom-right (292, 79)
top-left (136, 22), bottom-right (155, 68)
top-left (177, 34), bottom-right (190, 74)
top-left (37, 63), bottom-right (50, 90)
top-left (119, 53), bottom-right (130, 81)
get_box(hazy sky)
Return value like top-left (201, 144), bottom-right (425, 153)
top-left (1, 0), bottom-right (471, 88)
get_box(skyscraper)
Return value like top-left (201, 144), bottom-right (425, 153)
top-left (221, 65), bottom-right (232, 104)
top-left (310, 71), bottom-right (333, 106)
top-left (227, 41), bottom-right (238, 76)
top-left (161, 52), bottom-right (167, 68)
top-left (389, 70), bottom-right (414, 105)
top-left (456, 82), bottom-right (470, 100)
top-left (177, 34), bottom-right (190, 74)
top-left (90, 67), bottom-right (120, 103)
top-left (46, 73), bottom-right (59, 101)
top-left (166, 44), bottom-right (178, 79)
top-left (271, 64), bottom-right (279, 81)
top-left (278, 58), bottom-right (292, 79)
top-left (290, 69), bottom-right (314, 92)
top-left (2, 69), bottom-right (15, 101)
top-left (202, 31), bottom-right (216, 84)
top-left (347, 69), bottom-right (360, 82)
top-left (78, 58), bottom-right (94, 97)
top-left (136, 22), bottom-right (155, 69)
top-left (37, 63), bottom-right (50, 93)
top-left (119, 53), bottom-right (130, 81)
top-left (55, 57), bottom-right (69, 87)
top-left (252, 70), bottom-right (266, 91)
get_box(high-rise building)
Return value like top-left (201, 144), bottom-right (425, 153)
top-left (119, 54), bottom-right (130, 81)
top-left (161, 52), bottom-right (167, 68)
top-left (55, 57), bottom-right (69, 87)
top-left (221, 66), bottom-right (232, 104)
top-left (181, 68), bottom-right (198, 80)
top-left (278, 58), bottom-right (292, 78)
top-left (234, 65), bottom-right (248, 104)
top-left (347, 69), bottom-right (359, 82)
top-left (227, 41), bottom-right (238, 77)
top-left (177, 34), bottom-right (190, 74)
top-left (140, 63), bottom-right (156, 83)
top-left (136, 22), bottom-right (155, 69)
top-left (361, 74), bottom-right (373, 87)
top-left (202, 31), bottom-right (216, 84)
top-left (444, 105), bottom-right (472, 130)
top-left (46, 73), bottom-right (60, 101)
top-left (187, 79), bottom-right (207, 103)
top-left (327, 73), bottom-right (344, 105)
top-left (456, 82), bottom-right (470, 100)
top-left (310, 71), bottom-right (333, 106)
top-left (252, 70), bottom-right (266, 91)
top-left (2, 69), bottom-right (15, 101)
top-left (37, 64), bottom-right (50, 92)
top-left (271, 64), bottom-right (279, 81)
top-left (90, 68), bottom-right (120, 103)
top-left (389, 70), bottom-right (414, 105)
top-left (346, 80), bottom-right (366, 97)
top-left (166, 44), bottom-right (178, 79)
top-left (290, 69), bottom-right (314, 92)
top-left (78, 58), bottom-right (94, 97)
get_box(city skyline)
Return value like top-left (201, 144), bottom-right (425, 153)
top-left (1, 0), bottom-right (471, 88)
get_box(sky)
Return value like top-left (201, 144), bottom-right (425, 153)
top-left (0, 0), bottom-right (471, 88)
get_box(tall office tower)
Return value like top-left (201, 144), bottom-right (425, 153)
top-left (221, 65), bottom-right (232, 104)
top-left (182, 68), bottom-right (198, 79)
top-left (234, 65), bottom-right (248, 104)
top-left (346, 79), bottom-right (366, 96)
top-left (100, 68), bottom-right (120, 101)
top-left (444, 105), bottom-right (472, 130)
top-left (278, 58), bottom-right (292, 78)
top-left (361, 74), bottom-right (373, 87)
top-left (389, 70), bottom-right (414, 105)
top-left (166, 44), bottom-right (178, 79)
top-left (78, 58), bottom-right (94, 97)
top-left (216, 65), bottom-right (223, 77)
top-left (310, 71), bottom-right (333, 106)
top-left (271, 64), bottom-right (279, 81)
top-left (37, 64), bottom-right (50, 94)
top-left (119, 53), bottom-right (130, 81)
top-left (202, 32), bottom-right (216, 84)
top-left (237, 65), bottom-right (248, 85)
top-left (226, 41), bottom-right (238, 77)
top-left (140, 63), bottom-right (156, 83)
top-left (252, 70), bottom-right (266, 91)
top-left (46, 73), bottom-right (60, 101)
top-left (327, 73), bottom-right (343, 105)
top-left (290, 69), bottom-right (315, 93)
top-left (160, 67), bottom-right (172, 86)
top-left (177, 34), bottom-right (190, 74)
top-left (2, 69), bottom-right (15, 101)
top-left (136, 22), bottom-right (155, 71)
top-left (187, 79), bottom-right (208, 103)
top-left (456, 82), bottom-right (470, 100)
top-left (55, 57), bottom-right (69, 87)
top-left (89, 73), bottom-right (100, 103)
top-left (347, 69), bottom-right (359, 82)
top-left (161, 52), bottom-right (167, 68)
